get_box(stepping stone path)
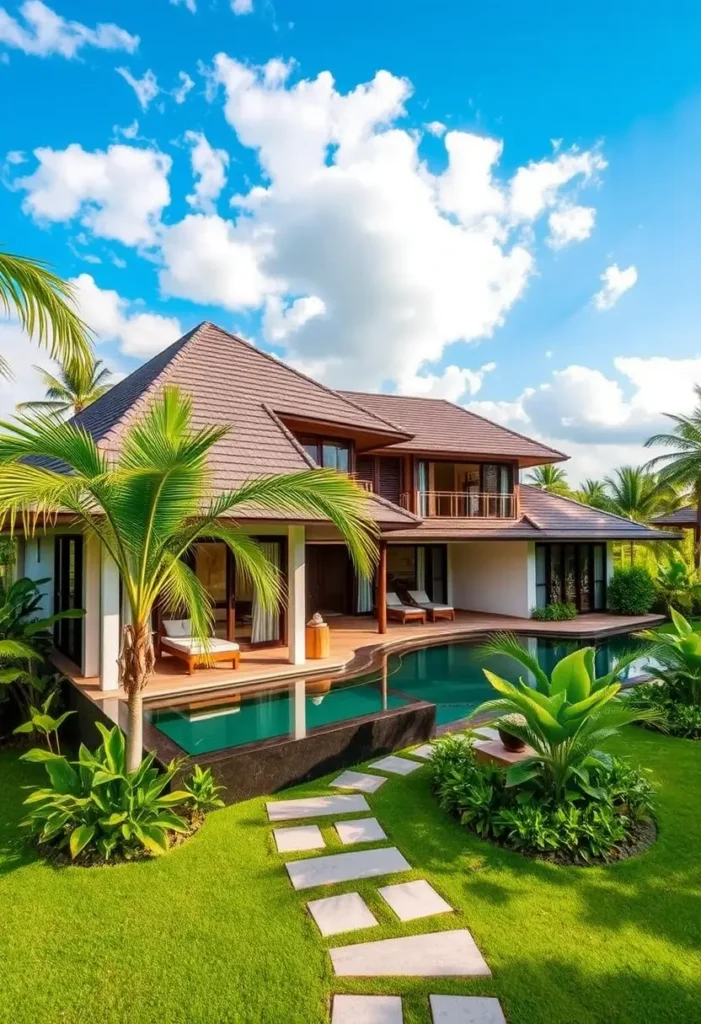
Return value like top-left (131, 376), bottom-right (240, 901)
top-left (332, 995), bottom-right (402, 1023)
top-left (286, 847), bottom-right (411, 891)
top-left (330, 769), bottom-right (387, 793)
top-left (307, 892), bottom-right (378, 937)
top-left (378, 879), bottom-right (452, 922)
top-left (266, 739), bottom-right (506, 1022)
top-left (335, 817), bottom-right (387, 845)
top-left (273, 824), bottom-right (325, 853)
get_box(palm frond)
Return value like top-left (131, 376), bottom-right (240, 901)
top-left (477, 631), bottom-right (550, 693)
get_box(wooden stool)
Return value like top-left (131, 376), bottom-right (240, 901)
top-left (305, 622), bottom-right (330, 659)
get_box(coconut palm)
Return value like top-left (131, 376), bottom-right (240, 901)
top-left (18, 354), bottom-right (113, 418)
top-left (574, 478), bottom-right (611, 511)
top-left (0, 250), bottom-right (91, 377)
top-left (526, 464), bottom-right (571, 495)
top-left (603, 465), bottom-right (680, 565)
top-left (0, 387), bottom-right (378, 770)
top-left (646, 386), bottom-right (701, 567)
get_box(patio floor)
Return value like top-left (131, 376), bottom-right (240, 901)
top-left (59, 609), bottom-right (664, 708)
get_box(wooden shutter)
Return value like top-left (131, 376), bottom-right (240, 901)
top-left (378, 457), bottom-right (402, 505)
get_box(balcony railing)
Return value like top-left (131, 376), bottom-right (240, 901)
top-left (401, 490), bottom-right (515, 519)
top-left (349, 474), bottom-right (374, 492)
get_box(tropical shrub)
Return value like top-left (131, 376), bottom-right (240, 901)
top-left (430, 736), bottom-right (654, 864)
top-left (607, 566), bottom-right (656, 615)
top-left (13, 688), bottom-right (74, 752)
top-left (627, 609), bottom-right (701, 737)
top-left (20, 723), bottom-right (193, 862)
top-left (531, 602), bottom-right (577, 622)
top-left (654, 558), bottom-right (701, 613)
top-left (184, 764), bottom-right (225, 813)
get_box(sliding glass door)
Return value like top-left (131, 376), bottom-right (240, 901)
top-left (53, 535), bottom-right (84, 667)
top-left (535, 543), bottom-right (607, 612)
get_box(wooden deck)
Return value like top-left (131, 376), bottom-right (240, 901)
top-left (60, 610), bottom-right (664, 707)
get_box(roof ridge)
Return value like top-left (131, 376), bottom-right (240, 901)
top-left (521, 483), bottom-right (671, 530)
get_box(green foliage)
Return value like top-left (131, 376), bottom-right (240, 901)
top-left (654, 558), bottom-right (701, 612)
top-left (184, 764), bottom-right (225, 813)
top-left (607, 566), bottom-right (657, 615)
top-left (0, 536), bottom-right (15, 575)
top-left (472, 633), bottom-right (662, 801)
top-left (531, 602), bottom-right (577, 622)
top-left (637, 607), bottom-right (701, 705)
top-left (13, 688), bottom-right (74, 753)
top-left (525, 464), bottom-right (571, 495)
top-left (20, 723), bottom-right (193, 862)
top-left (626, 683), bottom-right (701, 739)
top-left (18, 353), bottom-right (113, 418)
top-left (430, 735), bottom-right (654, 864)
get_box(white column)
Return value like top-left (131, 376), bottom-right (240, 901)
top-left (100, 545), bottom-right (121, 691)
top-left (525, 541), bottom-right (537, 617)
top-left (82, 534), bottom-right (101, 678)
top-left (287, 525), bottom-right (306, 666)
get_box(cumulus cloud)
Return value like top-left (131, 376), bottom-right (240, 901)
top-left (116, 67), bottom-right (160, 111)
top-left (398, 362), bottom-right (496, 403)
top-left (547, 203), bottom-right (596, 248)
top-left (70, 273), bottom-right (182, 357)
top-left (425, 121), bottom-right (446, 137)
top-left (184, 131), bottom-right (229, 213)
top-left (509, 148), bottom-right (606, 222)
top-left (593, 263), bottom-right (638, 310)
top-left (0, 1), bottom-right (138, 59)
top-left (263, 294), bottom-right (326, 343)
top-left (15, 143), bottom-right (171, 246)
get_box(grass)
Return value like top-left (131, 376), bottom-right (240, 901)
top-left (1, 729), bottom-right (700, 1024)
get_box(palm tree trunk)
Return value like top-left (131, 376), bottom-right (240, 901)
top-left (119, 621), bottom-right (156, 772)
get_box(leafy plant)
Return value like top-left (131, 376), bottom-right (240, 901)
top-left (525, 464), bottom-right (571, 495)
top-left (654, 558), bottom-right (701, 613)
top-left (473, 632), bottom-right (662, 802)
top-left (20, 723), bottom-right (192, 862)
top-left (18, 353), bottom-right (113, 418)
top-left (531, 602), bottom-right (577, 622)
top-left (637, 607), bottom-right (701, 705)
top-left (607, 566), bottom-right (657, 615)
top-left (184, 764), bottom-right (225, 813)
top-left (13, 688), bottom-right (74, 752)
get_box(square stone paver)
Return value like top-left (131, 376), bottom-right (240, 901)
top-left (286, 846), bottom-right (411, 891)
top-left (335, 817), bottom-right (387, 845)
top-left (330, 770), bottom-right (387, 793)
top-left (307, 892), bottom-right (378, 937)
top-left (410, 743), bottom-right (435, 760)
top-left (369, 755), bottom-right (422, 776)
top-left (332, 995), bottom-right (403, 1023)
top-left (266, 794), bottom-right (370, 821)
top-left (378, 879), bottom-right (452, 921)
top-left (273, 824), bottom-right (325, 853)
top-left (430, 995), bottom-right (506, 1023)
top-left (330, 929), bottom-right (491, 977)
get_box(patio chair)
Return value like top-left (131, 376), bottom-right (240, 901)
top-left (407, 590), bottom-right (456, 623)
top-left (160, 618), bottom-right (241, 675)
top-left (386, 592), bottom-right (427, 624)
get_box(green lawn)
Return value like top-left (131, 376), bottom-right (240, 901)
top-left (1, 729), bottom-right (700, 1024)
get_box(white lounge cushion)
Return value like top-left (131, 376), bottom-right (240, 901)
top-left (162, 618), bottom-right (192, 638)
top-left (407, 590), bottom-right (453, 612)
top-left (387, 593), bottom-right (423, 613)
top-left (162, 637), bottom-right (240, 655)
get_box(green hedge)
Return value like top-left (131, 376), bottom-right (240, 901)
top-left (607, 566), bottom-right (656, 615)
top-left (531, 602), bottom-right (577, 621)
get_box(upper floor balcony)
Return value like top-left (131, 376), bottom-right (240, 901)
top-left (402, 459), bottom-right (517, 519)
top-left (401, 490), bottom-right (515, 518)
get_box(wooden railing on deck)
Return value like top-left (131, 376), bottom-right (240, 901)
top-left (400, 491), bottom-right (514, 519)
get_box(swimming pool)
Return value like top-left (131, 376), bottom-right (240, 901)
top-left (147, 632), bottom-right (651, 754)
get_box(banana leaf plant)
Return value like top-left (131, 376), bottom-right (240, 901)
top-left (471, 633), bottom-right (663, 802)
top-left (636, 607), bottom-right (701, 705)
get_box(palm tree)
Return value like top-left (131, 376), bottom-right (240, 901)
top-left (0, 387), bottom-right (378, 770)
top-left (525, 464), bottom-right (571, 494)
top-left (0, 250), bottom-right (91, 376)
top-left (603, 465), bottom-right (680, 565)
top-left (646, 385), bottom-right (701, 567)
top-left (574, 478), bottom-right (611, 510)
top-left (17, 355), bottom-right (113, 417)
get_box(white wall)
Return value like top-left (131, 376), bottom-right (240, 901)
top-left (22, 534), bottom-right (54, 615)
top-left (449, 540), bottom-right (533, 618)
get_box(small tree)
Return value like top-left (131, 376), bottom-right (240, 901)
top-left (607, 566), bottom-right (656, 616)
top-left (18, 353), bottom-right (113, 417)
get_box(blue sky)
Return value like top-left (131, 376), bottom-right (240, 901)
top-left (2, 0), bottom-right (701, 482)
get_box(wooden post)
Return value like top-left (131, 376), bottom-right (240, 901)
top-left (378, 539), bottom-right (387, 635)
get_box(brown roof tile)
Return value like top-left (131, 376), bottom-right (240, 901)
top-left (339, 391), bottom-right (566, 466)
top-left (651, 506), bottom-right (696, 527)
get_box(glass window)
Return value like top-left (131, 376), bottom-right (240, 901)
top-left (322, 442), bottom-right (349, 473)
top-left (535, 545), bottom-right (548, 608)
top-left (593, 544), bottom-right (606, 611)
top-left (303, 442), bottom-right (319, 464)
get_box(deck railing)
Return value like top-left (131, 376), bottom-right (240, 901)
top-left (352, 478), bottom-right (374, 492)
top-left (400, 490), bottom-right (515, 519)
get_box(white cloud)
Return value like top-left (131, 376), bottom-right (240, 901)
top-left (398, 362), bottom-right (496, 402)
top-left (173, 71), bottom-right (194, 104)
top-left (547, 203), bottom-right (596, 248)
top-left (263, 295), bottom-right (326, 342)
top-left (231, 0), bottom-right (253, 13)
top-left (16, 143), bottom-right (171, 246)
top-left (70, 273), bottom-right (182, 357)
top-left (170, 0), bottom-right (196, 11)
top-left (5, 150), bottom-right (26, 165)
top-left (425, 121), bottom-right (446, 137)
top-left (184, 131), bottom-right (229, 213)
top-left (509, 148), bottom-right (606, 222)
top-left (116, 67), bottom-right (160, 111)
top-left (0, 1), bottom-right (138, 59)
top-left (0, 324), bottom-right (56, 416)
top-left (593, 263), bottom-right (638, 310)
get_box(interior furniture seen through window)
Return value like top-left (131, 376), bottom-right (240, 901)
top-left (387, 544), bottom-right (448, 604)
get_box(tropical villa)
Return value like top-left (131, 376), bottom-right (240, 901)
top-left (7, 321), bottom-right (680, 796)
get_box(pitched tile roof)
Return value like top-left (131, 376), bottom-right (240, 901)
top-left (339, 391), bottom-right (566, 466)
top-left (651, 506), bottom-right (696, 527)
top-left (387, 485), bottom-right (683, 542)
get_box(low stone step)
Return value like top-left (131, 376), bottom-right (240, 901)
top-left (430, 995), bottom-right (506, 1023)
top-left (332, 995), bottom-right (403, 1023)
top-left (369, 755), bottom-right (422, 776)
top-left (286, 846), bottom-right (411, 891)
top-left (266, 794), bottom-right (370, 821)
top-left (307, 891), bottom-right (378, 937)
top-left (330, 929), bottom-right (491, 977)
top-left (273, 824), bottom-right (325, 853)
top-left (330, 770), bottom-right (387, 793)
top-left (410, 743), bottom-right (435, 759)
top-left (378, 879), bottom-right (453, 922)
top-left (335, 817), bottom-right (387, 845)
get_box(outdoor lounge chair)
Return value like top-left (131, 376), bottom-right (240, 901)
top-left (160, 619), bottom-right (240, 675)
top-left (386, 592), bottom-right (426, 624)
top-left (407, 590), bottom-right (455, 622)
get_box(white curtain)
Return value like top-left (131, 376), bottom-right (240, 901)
top-left (416, 546), bottom-right (426, 593)
top-left (252, 542), bottom-right (281, 643)
top-left (356, 571), bottom-right (373, 614)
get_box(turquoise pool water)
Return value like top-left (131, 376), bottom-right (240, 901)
top-left (148, 633), bottom-right (650, 753)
